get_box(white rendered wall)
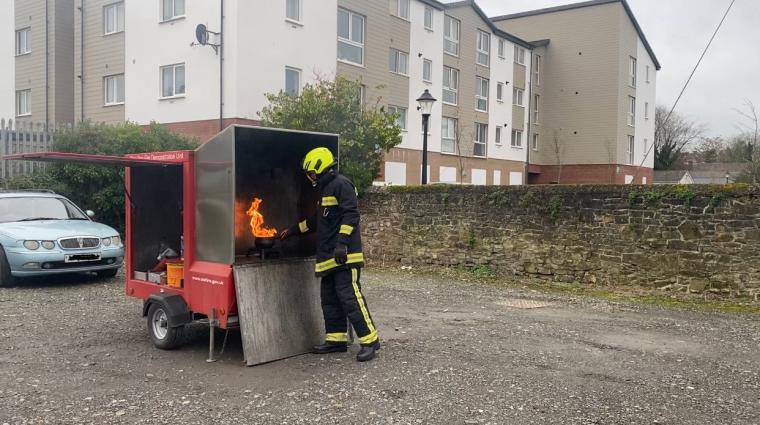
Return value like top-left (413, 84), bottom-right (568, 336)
top-left (385, 161), bottom-right (406, 185)
top-left (404, 1), bottom-right (444, 152)
top-left (0, 0), bottom-right (14, 121)
top-left (635, 38), bottom-right (656, 169)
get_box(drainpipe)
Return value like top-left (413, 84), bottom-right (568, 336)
top-left (45, 0), bottom-right (49, 128)
top-left (219, 0), bottom-right (224, 131)
top-left (78, 0), bottom-right (84, 122)
top-left (524, 48), bottom-right (533, 185)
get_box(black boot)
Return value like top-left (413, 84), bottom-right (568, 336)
top-left (356, 340), bottom-right (380, 362)
top-left (312, 342), bottom-right (348, 354)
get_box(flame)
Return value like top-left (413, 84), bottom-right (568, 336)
top-left (246, 198), bottom-right (278, 238)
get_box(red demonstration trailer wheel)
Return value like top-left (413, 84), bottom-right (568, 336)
top-left (147, 303), bottom-right (185, 350)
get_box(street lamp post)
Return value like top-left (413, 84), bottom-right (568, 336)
top-left (417, 89), bottom-right (437, 185)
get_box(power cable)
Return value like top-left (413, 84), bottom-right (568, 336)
top-left (633, 0), bottom-right (737, 180)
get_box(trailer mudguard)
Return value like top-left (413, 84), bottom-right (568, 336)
top-left (143, 294), bottom-right (192, 327)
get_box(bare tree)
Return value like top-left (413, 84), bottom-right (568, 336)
top-left (654, 106), bottom-right (705, 170)
top-left (453, 121), bottom-right (473, 183)
top-left (735, 100), bottom-right (760, 183)
top-left (551, 129), bottom-right (565, 184)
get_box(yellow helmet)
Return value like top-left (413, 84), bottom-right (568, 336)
top-left (302, 147), bottom-right (335, 175)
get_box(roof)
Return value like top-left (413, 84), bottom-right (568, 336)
top-left (443, 0), bottom-right (535, 49)
top-left (418, 0), bottom-right (446, 11)
top-left (654, 170), bottom-right (689, 184)
top-left (490, 0), bottom-right (661, 70)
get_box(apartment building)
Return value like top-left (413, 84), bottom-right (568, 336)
top-left (492, 0), bottom-right (659, 184)
top-left (1, 1), bottom-right (14, 121)
top-left (13, 0), bottom-right (76, 126)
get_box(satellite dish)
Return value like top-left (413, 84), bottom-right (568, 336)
top-left (196, 24), bottom-right (209, 45)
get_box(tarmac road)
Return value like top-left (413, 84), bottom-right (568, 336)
top-left (0, 269), bottom-right (758, 424)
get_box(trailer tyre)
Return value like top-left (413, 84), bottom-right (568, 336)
top-left (147, 303), bottom-right (184, 350)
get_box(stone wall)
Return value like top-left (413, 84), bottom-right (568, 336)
top-left (359, 185), bottom-right (760, 296)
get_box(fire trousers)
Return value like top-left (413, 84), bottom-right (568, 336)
top-left (321, 268), bottom-right (379, 346)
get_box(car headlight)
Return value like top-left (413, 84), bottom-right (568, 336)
top-left (102, 237), bottom-right (112, 247)
top-left (41, 241), bottom-right (55, 250)
top-left (23, 240), bottom-right (40, 250)
top-left (111, 236), bottom-right (121, 246)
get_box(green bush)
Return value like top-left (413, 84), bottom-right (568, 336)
top-left (4, 122), bottom-right (194, 232)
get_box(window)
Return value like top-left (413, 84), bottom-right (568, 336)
top-left (338, 9), bottom-right (364, 66)
top-left (15, 90), bottom-right (31, 116)
top-left (646, 65), bottom-right (650, 83)
top-left (629, 57), bottom-right (637, 87)
top-left (104, 74), bottom-right (125, 105)
top-left (160, 63), bottom-right (185, 98)
top-left (496, 83), bottom-right (503, 102)
top-left (286, 0), bottom-right (301, 22)
top-left (475, 77), bottom-right (489, 112)
top-left (627, 135), bottom-right (635, 165)
top-left (628, 96), bottom-right (636, 126)
top-left (422, 59), bottom-right (432, 83)
top-left (443, 16), bottom-right (460, 56)
top-left (442, 66), bottom-right (459, 105)
top-left (532, 133), bottom-right (539, 151)
top-left (512, 87), bottom-right (524, 106)
top-left (534, 55), bottom-right (541, 86)
top-left (389, 49), bottom-right (409, 75)
top-left (644, 102), bottom-right (649, 120)
top-left (15, 27), bottom-right (31, 55)
top-left (511, 129), bottom-right (523, 148)
top-left (514, 46), bottom-right (525, 65)
top-left (474, 123), bottom-right (487, 157)
top-left (388, 105), bottom-right (407, 130)
top-left (498, 39), bottom-right (505, 58)
top-left (285, 67), bottom-right (301, 96)
top-left (161, 0), bottom-right (185, 21)
top-left (441, 117), bottom-right (457, 153)
top-left (476, 30), bottom-right (490, 66)
top-left (395, 0), bottom-right (410, 20)
top-left (104, 2), bottom-right (125, 34)
top-left (533, 94), bottom-right (539, 123)
top-left (495, 127), bottom-right (502, 145)
top-left (424, 6), bottom-right (434, 30)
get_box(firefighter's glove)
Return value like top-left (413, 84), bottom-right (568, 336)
top-left (334, 243), bottom-right (348, 265)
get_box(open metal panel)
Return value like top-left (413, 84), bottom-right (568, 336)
top-left (3, 152), bottom-right (183, 167)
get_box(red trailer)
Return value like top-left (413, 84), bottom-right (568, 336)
top-left (8, 126), bottom-right (340, 365)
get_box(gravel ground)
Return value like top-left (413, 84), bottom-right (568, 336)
top-left (1, 269), bottom-right (759, 425)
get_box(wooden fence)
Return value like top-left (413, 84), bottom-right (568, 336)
top-left (0, 118), bottom-right (62, 180)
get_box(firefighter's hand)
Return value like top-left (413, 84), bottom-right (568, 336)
top-left (334, 243), bottom-right (348, 265)
top-left (279, 228), bottom-right (293, 241)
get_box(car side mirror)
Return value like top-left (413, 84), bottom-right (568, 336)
top-left (86, 210), bottom-right (95, 218)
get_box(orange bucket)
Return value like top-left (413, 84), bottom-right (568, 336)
top-left (166, 260), bottom-right (184, 288)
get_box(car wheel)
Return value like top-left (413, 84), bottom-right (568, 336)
top-left (147, 303), bottom-right (184, 350)
top-left (0, 246), bottom-right (18, 287)
top-left (96, 268), bottom-right (119, 278)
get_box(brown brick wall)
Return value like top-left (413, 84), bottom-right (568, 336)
top-left (158, 118), bottom-right (260, 144)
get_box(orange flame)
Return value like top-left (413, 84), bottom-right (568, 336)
top-left (246, 198), bottom-right (278, 238)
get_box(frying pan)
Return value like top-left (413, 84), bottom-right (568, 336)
top-left (254, 236), bottom-right (276, 250)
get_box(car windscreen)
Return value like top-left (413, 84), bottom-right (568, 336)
top-left (0, 197), bottom-right (89, 223)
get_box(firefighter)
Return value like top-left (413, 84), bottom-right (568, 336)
top-left (280, 147), bottom-right (380, 362)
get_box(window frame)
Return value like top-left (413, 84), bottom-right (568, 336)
top-left (474, 123), bottom-right (488, 157)
top-left (475, 76), bottom-right (489, 112)
top-left (159, 63), bottom-right (186, 99)
top-left (15, 27), bottom-right (31, 56)
top-left (388, 105), bottom-right (408, 130)
top-left (534, 55), bottom-right (541, 86)
top-left (442, 66), bottom-right (459, 106)
top-left (395, 0), bottom-right (410, 20)
top-left (161, 0), bottom-right (185, 22)
top-left (627, 135), bottom-right (635, 165)
top-left (511, 129), bottom-right (523, 148)
top-left (286, 0), bottom-right (302, 23)
top-left (441, 117), bottom-right (458, 154)
top-left (496, 82), bottom-right (504, 102)
top-left (15, 89), bottom-right (31, 117)
top-left (476, 30), bottom-right (490, 66)
top-left (285, 66), bottom-right (301, 96)
top-left (533, 94), bottom-right (540, 124)
top-left (628, 96), bottom-right (636, 127)
top-left (646, 65), bottom-right (651, 83)
top-left (629, 57), bottom-right (637, 88)
top-left (532, 133), bottom-right (539, 151)
top-left (644, 102), bottom-right (649, 120)
top-left (389, 48), bottom-right (409, 76)
top-left (422, 59), bottom-right (432, 83)
top-left (338, 8), bottom-right (365, 67)
top-left (424, 6), bottom-right (434, 31)
top-left (498, 39), bottom-right (505, 59)
top-left (512, 87), bottom-right (524, 107)
top-left (495, 127), bottom-right (502, 145)
top-left (103, 2), bottom-right (125, 35)
top-left (514, 46), bottom-right (525, 65)
top-left (443, 15), bottom-right (460, 57)
top-left (103, 74), bottom-right (125, 106)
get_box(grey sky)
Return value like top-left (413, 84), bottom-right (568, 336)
top-left (468, 0), bottom-right (759, 137)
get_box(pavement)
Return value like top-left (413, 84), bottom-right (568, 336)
top-left (0, 269), bottom-right (759, 425)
